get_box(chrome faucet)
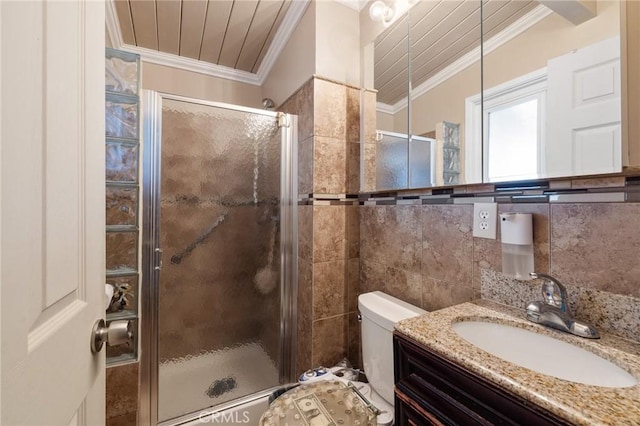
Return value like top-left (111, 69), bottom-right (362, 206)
top-left (525, 272), bottom-right (599, 339)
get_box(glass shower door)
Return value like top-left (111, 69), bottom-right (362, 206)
top-left (149, 96), bottom-right (293, 423)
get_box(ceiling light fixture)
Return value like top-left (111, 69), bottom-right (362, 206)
top-left (369, 0), bottom-right (394, 25)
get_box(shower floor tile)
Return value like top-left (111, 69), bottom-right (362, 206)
top-left (158, 342), bottom-right (278, 422)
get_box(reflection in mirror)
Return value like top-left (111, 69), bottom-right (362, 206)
top-left (478, 0), bottom-right (621, 182)
top-left (409, 0), bottom-right (482, 187)
top-left (369, 10), bottom-right (411, 191)
top-left (365, 0), bottom-right (483, 191)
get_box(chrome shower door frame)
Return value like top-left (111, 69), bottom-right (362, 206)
top-left (139, 91), bottom-right (298, 426)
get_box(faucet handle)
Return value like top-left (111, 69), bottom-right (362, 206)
top-left (529, 272), bottom-right (570, 314)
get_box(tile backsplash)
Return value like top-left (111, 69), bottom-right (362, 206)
top-left (359, 199), bottom-right (640, 343)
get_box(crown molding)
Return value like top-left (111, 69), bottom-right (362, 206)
top-left (483, 5), bottom-right (553, 56)
top-left (376, 101), bottom-right (397, 115)
top-left (378, 4), bottom-right (553, 115)
top-left (123, 44), bottom-right (263, 85)
top-left (256, 0), bottom-right (311, 85)
top-left (105, 0), bottom-right (122, 49)
top-left (334, 0), bottom-right (368, 12)
top-left (105, 0), bottom-right (310, 86)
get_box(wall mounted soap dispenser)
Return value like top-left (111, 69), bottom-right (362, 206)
top-left (500, 213), bottom-right (534, 280)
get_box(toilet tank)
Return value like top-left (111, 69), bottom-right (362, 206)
top-left (358, 291), bottom-right (427, 405)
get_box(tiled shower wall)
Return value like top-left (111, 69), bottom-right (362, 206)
top-left (279, 76), bottom-right (364, 373)
top-left (359, 179), bottom-right (640, 343)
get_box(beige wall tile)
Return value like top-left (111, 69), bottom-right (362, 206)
top-left (360, 205), bottom-right (422, 273)
top-left (346, 87), bottom-right (360, 143)
top-left (312, 315), bottom-right (348, 367)
top-left (279, 77), bottom-right (314, 142)
top-left (422, 205), bottom-right (473, 284)
top-left (347, 258), bottom-right (360, 312)
top-left (422, 277), bottom-right (474, 312)
top-left (297, 259), bottom-right (313, 374)
top-left (550, 203), bottom-right (640, 297)
top-left (313, 205), bottom-right (346, 262)
top-left (106, 363), bottom-right (139, 419)
top-left (298, 205), bottom-right (313, 262)
top-left (313, 136), bottom-right (347, 194)
top-left (359, 261), bottom-right (386, 294)
top-left (348, 312), bottom-right (362, 369)
top-left (314, 79), bottom-right (347, 139)
top-left (346, 205), bottom-right (360, 259)
top-left (313, 260), bottom-right (347, 319)
top-left (385, 267), bottom-right (422, 307)
top-left (298, 137), bottom-right (314, 195)
top-left (347, 142), bottom-right (360, 194)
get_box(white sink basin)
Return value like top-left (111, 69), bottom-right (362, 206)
top-left (452, 321), bottom-right (637, 388)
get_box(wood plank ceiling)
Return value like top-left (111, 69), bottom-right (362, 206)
top-left (375, 0), bottom-right (539, 105)
top-left (113, 0), bottom-right (538, 104)
top-left (114, 0), bottom-right (292, 74)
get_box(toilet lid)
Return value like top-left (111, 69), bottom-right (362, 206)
top-left (260, 380), bottom-right (377, 425)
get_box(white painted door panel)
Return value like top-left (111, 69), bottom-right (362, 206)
top-left (545, 36), bottom-right (621, 176)
top-left (1, 1), bottom-right (105, 425)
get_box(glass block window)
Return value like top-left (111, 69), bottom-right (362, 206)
top-left (105, 48), bottom-right (140, 365)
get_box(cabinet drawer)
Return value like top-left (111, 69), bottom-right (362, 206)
top-left (394, 332), bottom-right (570, 426)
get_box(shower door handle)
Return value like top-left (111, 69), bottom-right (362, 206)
top-left (154, 247), bottom-right (163, 271)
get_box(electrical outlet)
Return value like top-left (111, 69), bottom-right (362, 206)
top-left (473, 202), bottom-right (497, 239)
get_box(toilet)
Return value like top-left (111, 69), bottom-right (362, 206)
top-left (357, 291), bottom-right (427, 425)
top-left (259, 291), bottom-right (427, 425)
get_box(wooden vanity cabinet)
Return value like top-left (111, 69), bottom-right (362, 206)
top-left (393, 332), bottom-right (572, 426)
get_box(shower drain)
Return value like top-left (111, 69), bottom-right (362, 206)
top-left (206, 376), bottom-right (237, 398)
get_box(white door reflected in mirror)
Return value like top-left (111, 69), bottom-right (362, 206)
top-left (470, 36), bottom-right (621, 183)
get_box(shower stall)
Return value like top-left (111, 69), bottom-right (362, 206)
top-left (140, 92), bottom-right (297, 425)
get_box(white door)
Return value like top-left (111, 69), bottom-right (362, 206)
top-left (1, 1), bottom-right (106, 425)
top-left (545, 36), bottom-right (621, 176)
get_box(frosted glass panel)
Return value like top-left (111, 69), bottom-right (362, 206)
top-left (106, 141), bottom-right (138, 182)
top-left (409, 137), bottom-right (433, 188)
top-left (106, 55), bottom-right (138, 95)
top-left (157, 99), bottom-right (282, 422)
top-left (376, 133), bottom-right (408, 189)
top-left (106, 96), bottom-right (138, 139)
top-left (106, 231), bottom-right (137, 272)
top-left (106, 186), bottom-right (137, 226)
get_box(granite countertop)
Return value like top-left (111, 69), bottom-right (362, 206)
top-left (394, 300), bottom-right (640, 425)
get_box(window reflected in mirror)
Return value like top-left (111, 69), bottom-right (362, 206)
top-left (362, 0), bottom-right (624, 192)
top-left (480, 0), bottom-right (621, 182)
top-left (486, 97), bottom-right (540, 182)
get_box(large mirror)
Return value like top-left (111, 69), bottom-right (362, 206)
top-left (480, 0), bottom-right (621, 183)
top-left (365, 0), bottom-right (483, 191)
top-left (362, 0), bottom-right (624, 191)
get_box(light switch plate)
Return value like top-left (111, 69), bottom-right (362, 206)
top-left (473, 202), bottom-right (497, 239)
